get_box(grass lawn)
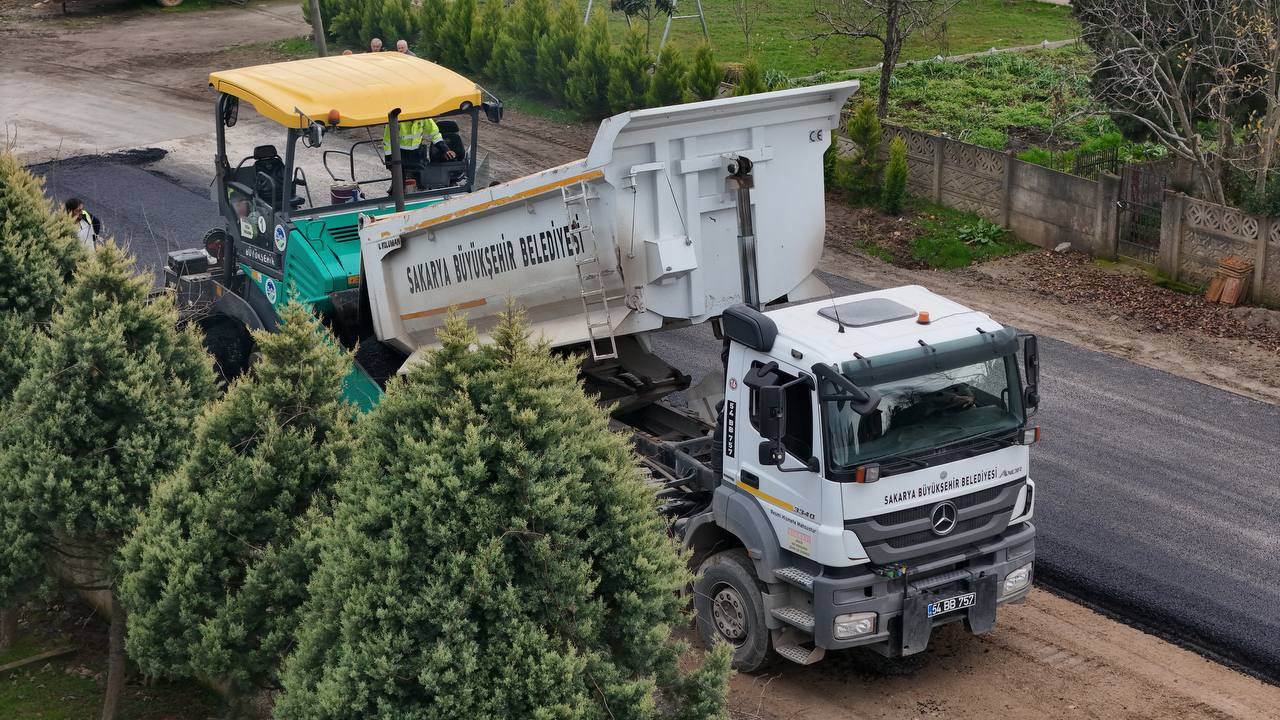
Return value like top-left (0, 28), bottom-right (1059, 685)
top-left (844, 46), bottom-right (1105, 149)
top-left (621, 0), bottom-right (1078, 77)
top-left (831, 45), bottom-right (1167, 164)
top-left (0, 602), bottom-right (219, 720)
top-left (830, 191), bottom-right (1033, 270)
top-left (911, 203), bottom-right (1032, 268)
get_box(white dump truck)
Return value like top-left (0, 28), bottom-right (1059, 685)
top-left (349, 81), bottom-right (1042, 670)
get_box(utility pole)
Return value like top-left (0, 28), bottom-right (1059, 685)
top-left (308, 0), bottom-right (328, 57)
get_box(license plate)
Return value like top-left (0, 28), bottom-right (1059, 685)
top-left (927, 592), bottom-right (976, 618)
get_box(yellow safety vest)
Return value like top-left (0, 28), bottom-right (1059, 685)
top-left (382, 118), bottom-right (444, 153)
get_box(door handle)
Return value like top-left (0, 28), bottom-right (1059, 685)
top-left (741, 471), bottom-right (760, 489)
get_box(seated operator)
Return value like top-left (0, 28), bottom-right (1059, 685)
top-left (382, 117), bottom-right (458, 174)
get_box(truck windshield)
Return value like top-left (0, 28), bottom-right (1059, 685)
top-left (825, 355), bottom-right (1022, 468)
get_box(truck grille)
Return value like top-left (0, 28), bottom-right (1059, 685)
top-left (847, 479), bottom-right (1024, 565)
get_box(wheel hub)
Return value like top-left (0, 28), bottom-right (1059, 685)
top-left (711, 584), bottom-right (748, 646)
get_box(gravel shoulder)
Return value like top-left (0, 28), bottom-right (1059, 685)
top-left (728, 589), bottom-right (1280, 720)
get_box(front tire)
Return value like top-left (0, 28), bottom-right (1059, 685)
top-left (693, 549), bottom-right (776, 672)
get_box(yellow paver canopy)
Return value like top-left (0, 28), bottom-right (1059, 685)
top-left (209, 53), bottom-right (483, 129)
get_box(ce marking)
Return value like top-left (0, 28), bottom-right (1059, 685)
top-left (809, 129), bottom-right (824, 142)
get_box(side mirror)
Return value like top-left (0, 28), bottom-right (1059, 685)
top-left (222, 96), bottom-right (239, 127)
top-left (757, 384), bottom-right (785, 443)
top-left (1023, 386), bottom-right (1040, 410)
top-left (758, 440), bottom-right (785, 466)
top-left (1022, 334), bottom-right (1039, 387)
top-left (307, 121), bottom-right (324, 148)
top-left (483, 101), bottom-right (504, 124)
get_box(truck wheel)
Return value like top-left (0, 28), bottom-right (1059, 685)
top-left (694, 549), bottom-right (775, 672)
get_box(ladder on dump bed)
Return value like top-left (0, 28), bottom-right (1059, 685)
top-left (561, 180), bottom-right (618, 361)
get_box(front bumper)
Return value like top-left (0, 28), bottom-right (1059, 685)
top-left (808, 521), bottom-right (1035, 656)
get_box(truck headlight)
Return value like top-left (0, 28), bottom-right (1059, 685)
top-left (1002, 563), bottom-right (1032, 596)
top-left (834, 612), bottom-right (877, 639)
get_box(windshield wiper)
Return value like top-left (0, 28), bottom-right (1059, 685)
top-left (956, 428), bottom-right (1019, 456)
top-left (850, 428), bottom-right (1017, 476)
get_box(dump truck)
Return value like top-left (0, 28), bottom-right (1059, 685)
top-left (169, 64), bottom-right (1041, 670)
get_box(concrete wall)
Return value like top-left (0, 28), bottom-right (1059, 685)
top-left (1160, 193), bottom-right (1279, 304)
top-left (877, 124), bottom-right (1121, 254)
top-left (850, 123), bottom-right (1280, 304)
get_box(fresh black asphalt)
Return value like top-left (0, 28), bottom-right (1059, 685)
top-left (33, 154), bottom-right (1280, 683)
top-left (33, 149), bottom-right (222, 287)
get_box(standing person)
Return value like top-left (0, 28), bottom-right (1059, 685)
top-left (64, 197), bottom-right (99, 251)
top-left (369, 37), bottom-right (383, 52)
top-left (395, 39), bottom-right (416, 57)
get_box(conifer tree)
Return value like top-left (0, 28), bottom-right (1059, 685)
top-left (304, 0), bottom-right (359, 47)
top-left (0, 152), bottom-right (83, 651)
top-left (437, 0), bottom-right (476, 69)
top-left (607, 29), bottom-right (652, 113)
top-left (566, 11), bottom-right (614, 118)
top-left (881, 134), bottom-right (908, 215)
top-left (687, 41), bottom-right (720, 102)
top-left (647, 43), bottom-right (689, 107)
top-left (274, 308), bottom-right (731, 720)
top-left (0, 243), bottom-right (216, 720)
top-left (0, 152), bottom-right (82, 397)
top-left (536, 0), bottom-right (583, 101)
top-left (733, 56), bottom-right (767, 96)
top-left (417, 0), bottom-right (446, 58)
top-left (493, 0), bottom-right (552, 88)
top-left (361, 0), bottom-right (417, 54)
top-left (119, 301), bottom-right (354, 718)
top-left (468, 0), bottom-right (505, 74)
top-left (845, 98), bottom-right (884, 194)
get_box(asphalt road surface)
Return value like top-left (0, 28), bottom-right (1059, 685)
top-left (33, 150), bottom-right (221, 286)
top-left (34, 154), bottom-right (1280, 683)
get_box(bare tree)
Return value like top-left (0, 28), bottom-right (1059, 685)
top-left (1228, 1), bottom-right (1280, 199)
top-left (1077, 0), bottom-right (1280, 204)
top-left (813, 0), bottom-right (961, 118)
top-left (611, 0), bottom-right (677, 52)
top-left (731, 0), bottom-right (765, 53)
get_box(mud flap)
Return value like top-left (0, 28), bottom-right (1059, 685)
top-left (965, 574), bottom-right (999, 636)
top-left (901, 588), bottom-right (932, 656)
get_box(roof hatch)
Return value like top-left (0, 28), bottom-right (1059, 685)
top-left (817, 298), bottom-right (916, 328)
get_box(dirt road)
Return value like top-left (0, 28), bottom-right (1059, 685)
top-left (0, 0), bottom-right (309, 163)
top-left (6, 4), bottom-right (1280, 717)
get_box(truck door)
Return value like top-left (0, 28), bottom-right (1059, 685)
top-left (723, 347), bottom-right (826, 563)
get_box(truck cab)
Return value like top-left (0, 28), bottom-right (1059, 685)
top-left (668, 288), bottom-right (1040, 669)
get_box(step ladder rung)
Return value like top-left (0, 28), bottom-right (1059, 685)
top-left (562, 180), bottom-right (616, 362)
top-left (770, 606), bottom-right (816, 633)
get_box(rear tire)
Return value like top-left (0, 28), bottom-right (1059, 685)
top-left (693, 549), bottom-right (776, 672)
top-left (198, 314), bottom-right (254, 389)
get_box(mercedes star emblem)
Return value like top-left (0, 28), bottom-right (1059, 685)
top-left (931, 501), bottom-right (958, 536)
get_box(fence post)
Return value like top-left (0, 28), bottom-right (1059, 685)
top-left (1253, 216), bottom-right (1270, 304)
top-left (1094, 173), bottom-right (1120, 258)
top-left (1001, 152), bottom-right (1014, 229)
top-left (932, 135), bottom-right (945, 204)
top-left (1159, 190), bottom-right (1184, 281)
